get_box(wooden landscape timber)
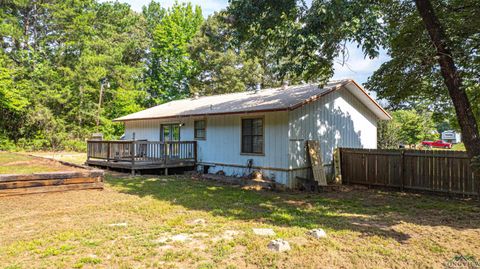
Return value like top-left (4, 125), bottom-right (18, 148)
top-left (0, 170), bottom-right (104, 197)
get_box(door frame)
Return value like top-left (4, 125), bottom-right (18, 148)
top-left (160, 123), bottom-right (181, 142)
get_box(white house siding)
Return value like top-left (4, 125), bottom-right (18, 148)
top-left (123, 87), bottom-right (379, 188)
top-left (287, 87), bottom-right (378, 187)
top-left (124, 112), bottom-right (291, 185)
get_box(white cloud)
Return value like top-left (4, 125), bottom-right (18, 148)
top-left (332, 42), bottom-right (389, 85)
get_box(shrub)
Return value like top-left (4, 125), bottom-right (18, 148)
top-left (62, 139), bottom-right (87, 152)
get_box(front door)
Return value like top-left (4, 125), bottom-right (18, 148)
top-left (161, 124), bottom-right (180, 158)
top-left (161, 124), bottom-right (180, 142)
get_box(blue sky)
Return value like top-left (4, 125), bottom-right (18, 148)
top-left (100, 0), bottom-right (389, 85)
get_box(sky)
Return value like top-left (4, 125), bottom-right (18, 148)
top-left (99, 0), bottom-right (389, 85)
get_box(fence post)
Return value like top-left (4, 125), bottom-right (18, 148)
top-left (400, 150), bottom-right (405, 191)
top-left (107, 142), bottom-right (111, 162)
top-left (476, 170), bottom-right (480, 201)
top-left (364, 151), bottom-right (369, 188)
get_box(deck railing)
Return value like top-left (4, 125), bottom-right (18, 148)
top-left (87, 140), bottom-right (197, 164)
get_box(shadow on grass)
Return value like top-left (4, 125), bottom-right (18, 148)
top-left (107, 175), bottom-right (480, 243)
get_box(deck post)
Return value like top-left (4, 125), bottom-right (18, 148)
top-left (194, 141), bottom-right (197, 162)
top-left (164, 143), bottom-right (168, 165)
top-left (87, 142), bottom-right (90, 161)
top-left (131, 141), bottom-right (135, 166)
top-left (165, 168), bottom-right (169, 176)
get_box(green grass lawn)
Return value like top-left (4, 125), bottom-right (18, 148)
top-left (0, 152), bottom-right (81, 174)
top-left (452, 143), bottom-right (466, 151)
top-left (1, 173), bottom-right (479, 268)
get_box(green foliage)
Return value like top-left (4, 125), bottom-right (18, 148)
top-left (227, 0), bottom-right (386, 84)
top-left (390, 110), bottom-right (438, 145)
top-left (365, 0), bottom-right (480, 130)
top-left (227, 0), bottom-right (480, 158)
top-left (0, 0), bottom-right (148, 150)
top-left (144, 2), bottom-right (203, 104)
top-left (189, 12), bottom-right (263, 95)
top-left (377, 118), bottom-right (401, 149)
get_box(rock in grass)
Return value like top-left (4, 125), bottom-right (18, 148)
top-left (108, 222), bottom-right (127, 227)
top-left (307, 228), bottom-right (327, 239)
top-left (191, 218), bottom-right (206, 225)
top-left (267, 239), bottom-right (291, 252)
top-left (170, 234), bottom-right (191, 242)
top-left (252, 228), bottom-right (275, 236)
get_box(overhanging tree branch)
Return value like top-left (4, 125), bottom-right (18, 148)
top-left (414, 0), bottom-right (480, 158)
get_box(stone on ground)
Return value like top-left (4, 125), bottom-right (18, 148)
top-left (268, 239), bottom-right (291, 252)
top-left (108, 222), bottom-right (127, 227)
top-left (213, 230), bottom-right (242, 241)
top-left (252, 228), bottom-right (275, 236)
top-left (307, 228), bottom-right (327, 239)
top-left (189, 218), bottom-right (206, 225)
top-left (153, 233), bottom-right (191, 244)
top-left (192, 232), bottom-right (209, 238)
top-left (170, 234), bottom-right (191, 242)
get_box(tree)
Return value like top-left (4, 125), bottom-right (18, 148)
top-left (413, 0), bottom-right (480, 157)
top-left (377, 118), bottom-right (400, 149)
top-left (227, 0), bottom-right (480, 158)
top-left (144, 2), bottom-right (203, 104)
top-left (390, 110), bottom-right (438, 146)
top-left (189, 12), bottom-right (263, 95)
top-left (0, 0), bottom-right (148, 150)
top-left (365, 0), bottom-right (480, 153)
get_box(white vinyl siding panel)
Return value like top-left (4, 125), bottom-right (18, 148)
top-left (198, 112), bottom-right (289, 169)
top-left (124, 112), bottom-right (290, 184)
top-left (287, 87), bottom-right (378, 186)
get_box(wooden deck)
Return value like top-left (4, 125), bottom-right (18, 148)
top-left (86, 140), bottom-right (197, 174)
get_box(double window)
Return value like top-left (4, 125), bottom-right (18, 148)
top-left (241, 118), bottom-right (264, 154)
top-left (194, 120), bottom-right (206, 140)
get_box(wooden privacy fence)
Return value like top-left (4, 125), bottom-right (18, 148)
top-left (339, 148), bottom-right (479, 197)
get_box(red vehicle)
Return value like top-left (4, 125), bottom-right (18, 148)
top-left (421, 140), bottom-right (452, 149)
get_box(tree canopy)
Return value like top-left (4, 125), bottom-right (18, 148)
top-left (1, 0), bottom-right (478, 157)
top-left (0, 1), bottom-right (206, 150)
top-left (226, 0), bottom-right (480, 158)
top-left (188, 12), bottom-right (263, 95)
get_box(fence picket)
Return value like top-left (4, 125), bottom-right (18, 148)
top-left (340, 148), bottom-right (478, 197)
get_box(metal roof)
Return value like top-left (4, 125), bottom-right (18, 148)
top-left (114, 79), bottom-right (391, 121)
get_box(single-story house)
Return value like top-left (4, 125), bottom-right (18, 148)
top-left (114, 79), bottom-right (391, 188)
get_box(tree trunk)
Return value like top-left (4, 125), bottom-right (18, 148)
top-left (414, 0), bottom-right (480, 158)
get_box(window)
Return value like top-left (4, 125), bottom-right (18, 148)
top-left (194, 120), bottom-right (206, 140)
top-left (241, 118), bottom-right (264, 154)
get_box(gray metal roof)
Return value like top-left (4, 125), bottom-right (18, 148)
top-left (114, 79), bottom-right (391, 121)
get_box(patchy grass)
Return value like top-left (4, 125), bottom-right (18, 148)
top-left (452, 143), bottom-right (466, 151)
top-left (0, 173), bottom-right (479, 268)
top-left (0, 152), bottom-right (82, 174)
top-left (28, 151), bottom-right (87, 166)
